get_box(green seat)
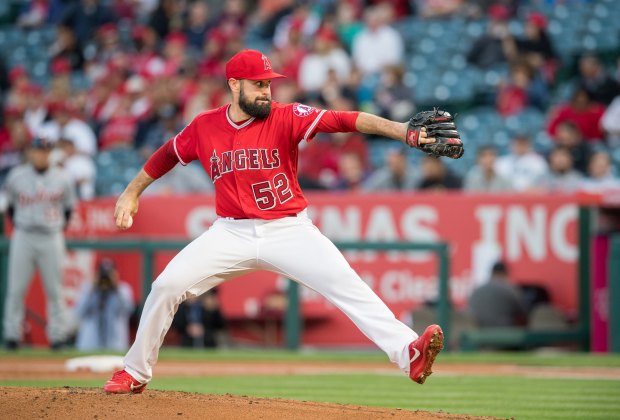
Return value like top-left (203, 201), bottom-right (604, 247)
top-left (71, 72), bottom-right (92, 91)
top-left (31, 59), bottom-right (48, 78)
top-left (40, 26), bottom-right (56, 43)
top-left (503, 108), bottom-right (545, 136)
top-left (465, 20), bottom-right (486, 38)
top-left (534, 132), bottom-right (554, 153)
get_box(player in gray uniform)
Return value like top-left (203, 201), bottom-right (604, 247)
top-left (3, 137), bottom-right (76, 350)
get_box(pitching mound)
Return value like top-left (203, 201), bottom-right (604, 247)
top-left (0, 387), bottom-right (494, 419)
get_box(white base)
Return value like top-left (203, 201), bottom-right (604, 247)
top-left (65, 355), bottom-right (124, 373)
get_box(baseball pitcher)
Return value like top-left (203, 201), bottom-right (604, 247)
top-left (104, 50), bottom-right (463, 394)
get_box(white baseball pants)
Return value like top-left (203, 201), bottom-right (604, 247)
top-left (124, 210), bottom-right (418, 383)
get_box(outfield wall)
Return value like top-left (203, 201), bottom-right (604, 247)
top-left (16, 193), bottom-right (579, 346)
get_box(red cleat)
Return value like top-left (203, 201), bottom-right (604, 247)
top-left (408, 324), bottom-right (444, 384)
top-left (104, 370), bottom-right (147, 394)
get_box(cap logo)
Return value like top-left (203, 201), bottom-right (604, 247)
top-left (293, 103), bottom-right (315, 117)
top-left (262, 55), bottom-right (272, 71)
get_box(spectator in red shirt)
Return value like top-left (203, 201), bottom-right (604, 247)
top-left (99, 96), bottom-right (138, 151)
top-left (85, 63), bottom-right (127, 125)
top-left (131, 25), bottom-right (165, 79)
top-left (496, 63), bottom-right (529, 116)
top-left (271, 18), bottom-right (307, 83)
top-left (5, 66), bottom-right (31, 110)
top-left (161, 32), bottom-right (188, 77)
top-left (297, 130), bottom-right (369, 190)
top-left (547, 86), bottom-right (605, 142)
top-left (47, 57), bottom-right (75, 105)
top-left (496, 60), bottom-right (549, 116)
top-left (369, 0), bottom-right (412, 18)
top-left (183, 70), bottom-right (227, 123)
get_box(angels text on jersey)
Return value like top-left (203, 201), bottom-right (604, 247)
top-left (210, 148), bottom-right (281, 182)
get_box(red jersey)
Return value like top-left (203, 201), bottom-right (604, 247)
top-left (547, 102), bottom-right (606, 142)
top-left (170, 101), bottom-right (353, 219)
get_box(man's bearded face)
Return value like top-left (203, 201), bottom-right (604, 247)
top-left (239, 81), bottom-right (272, 119)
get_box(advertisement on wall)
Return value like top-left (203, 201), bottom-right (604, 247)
top-left (20, 193), bottom-right (578, 347)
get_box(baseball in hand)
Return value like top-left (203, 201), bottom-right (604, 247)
top-left (126, 215), bottom-right (133, 228)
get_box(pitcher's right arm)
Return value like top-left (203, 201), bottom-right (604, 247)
top-left (115, 140), bottom-right (180, 230)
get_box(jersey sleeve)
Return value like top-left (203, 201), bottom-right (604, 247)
top-left (287, 104), bottom-right (360, 144)
top-left (314, 110), bottom-right (359, 134)
top-left (143, 140), bottom-right (179, 179)
top-left (288, 103), bottom-right (328, 144)
top-left (171, 115), bottom-right (201, 165)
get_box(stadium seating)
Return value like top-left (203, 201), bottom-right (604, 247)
top-left (95, 148), bottom-right (145, 196)
top-left (1, 0), bottom-right (618, 188)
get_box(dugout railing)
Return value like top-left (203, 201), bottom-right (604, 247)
top-left (0, 238), bottom-right (452, 350)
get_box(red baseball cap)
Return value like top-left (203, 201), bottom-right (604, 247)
top-left (9, 65), bottom-right (27, 82)
top-left (528, 12), bottom-right (547, 29)
top-left (316, 27), bottom-right (338, 43)
top-left (225, 50), bottom-right (286, 81)
top-left (165, 31), bottom-right (187, 45)
top-left (51, 57), bottom-right (71, 75)
top-left (48, 101), bottom-right (73, 114)
top-left (488, 4), bottom-right (510, 21)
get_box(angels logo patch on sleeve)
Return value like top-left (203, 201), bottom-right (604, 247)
top-left (293, 103), bottom-right (316, 117)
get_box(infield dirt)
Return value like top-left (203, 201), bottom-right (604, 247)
top-left (0, 387), bottom-right (497, 420)
top-left (2, 357), bottom-right (617, 419)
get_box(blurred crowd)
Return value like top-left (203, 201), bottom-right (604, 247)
top-left (0, 0), bottom-right (619, 200)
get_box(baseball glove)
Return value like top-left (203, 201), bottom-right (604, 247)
top-left (406, 109), bottom-right (464, 159)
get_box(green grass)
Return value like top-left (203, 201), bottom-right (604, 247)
top-left (1, 349), bottom-right (620, 419)
top-left (2, 347), bottom-right (620, 367)
top-left (1, 374), bottom-right (619, 420)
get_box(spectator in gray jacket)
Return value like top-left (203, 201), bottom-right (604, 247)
top-left (363, 145), bottom-right (418, 191)
top-left (464, 145), bottom-right (513, 192)
top-left (544, 146), bottom-right (583, 192)
top-left (469, 261), bottom-right (528, 328)
top-left (580, 150), bottom-right (620, 192)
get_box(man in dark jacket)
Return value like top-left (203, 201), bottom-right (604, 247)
top-left (469, 261), bottom-right (528, 328)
